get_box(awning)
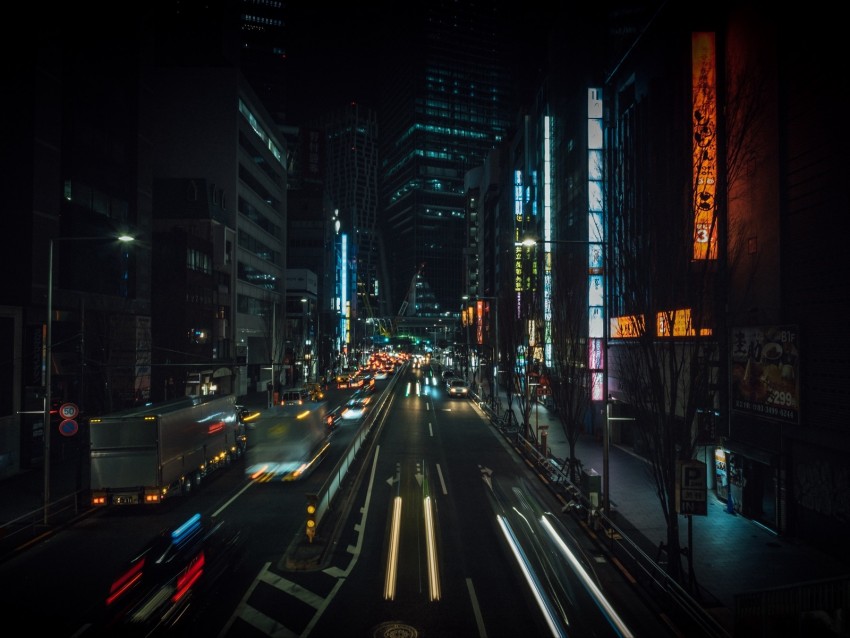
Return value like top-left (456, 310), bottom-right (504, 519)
top-left (213, 367), bottom-right (233, 378)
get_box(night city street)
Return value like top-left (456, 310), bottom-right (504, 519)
top-left (3, 3), bottom-right (848, 636)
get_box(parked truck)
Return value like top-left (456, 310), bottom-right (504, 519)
top-left (89, 394), bottom-right (246, 506)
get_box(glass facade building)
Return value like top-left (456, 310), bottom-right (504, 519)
top-left (379, 1), bottom-right (520, 326)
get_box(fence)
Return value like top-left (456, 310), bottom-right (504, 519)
top-left (474, 390), bottom-right (731, 638)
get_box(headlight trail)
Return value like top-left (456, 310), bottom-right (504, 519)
top-left (384, 496), bottom-right (402, 600)
top-left (496, 514), bottom-right (566, 637)
top-left (424, 496), bottom-right (441, 601)
top-left (540, 515), bottom-right (634, 638)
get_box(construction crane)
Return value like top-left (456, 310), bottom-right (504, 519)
top-left (359, 286), bottom-right (385, 341)
top-left (396, 263), bottom-right (424, 319)
top-left (377, 263), bottom-right (424, 339)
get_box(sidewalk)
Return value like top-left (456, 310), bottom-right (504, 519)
top-left (487, 390), bottom-right (850, 634)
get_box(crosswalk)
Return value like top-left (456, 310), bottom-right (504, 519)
top-left (220, 561), bottom-right (343, 637)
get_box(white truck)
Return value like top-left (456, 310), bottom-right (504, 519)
top-left (89, 394), bottom-right (246, 506)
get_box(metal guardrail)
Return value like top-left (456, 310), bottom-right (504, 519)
top-left (734, 575), bottom-right (850, 637)
top-left (0, 491), bottom-right (87, 560)
top-left (474, 392), bottom-right (732, 638)
top-left (308, 370), bottom-right (402, 542)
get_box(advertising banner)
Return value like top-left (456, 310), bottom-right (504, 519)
top-left (730, 325), bottom-right (799, 424)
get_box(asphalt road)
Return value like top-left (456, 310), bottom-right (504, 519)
top-left (0, 364), bottom-right (677, 638)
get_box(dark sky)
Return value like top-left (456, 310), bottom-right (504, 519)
top-left (281, 2), bottom-right (551, 124)
top-left (283, 5), bottom-right (389, 122)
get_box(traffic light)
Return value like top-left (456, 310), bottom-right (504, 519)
top-left (306, 493), bottom-right (318, 542)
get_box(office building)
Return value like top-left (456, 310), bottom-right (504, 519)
top-left (469, 4), bottom-right (848, 561)
top-left (379, 0), bottom-right (524, 341)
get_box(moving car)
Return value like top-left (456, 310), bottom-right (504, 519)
top-left (447, 378), bottom-right (470, 398)
top-left (305, 382), bottom-right (325, 401)
top-left (236, 404), bottom-right (261, 429)
top-left (340, 398), bottom-right (368, 420)
top-left (281, 389), bottom-right (309, 405)
top-left (99, 513), bottom-right (246, 634)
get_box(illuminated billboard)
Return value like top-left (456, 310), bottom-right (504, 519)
top-left (730, 324), bottom-right (800, 424)
top-left (692, 32), bottom-right (718, 261)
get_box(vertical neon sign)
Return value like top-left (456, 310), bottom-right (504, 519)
top-left (341, 233), bottom-right (350, 346)
top-left (588, 88), bottom-right (606, 401)
top-left (692, 32), bottom-right (718, 260)
top-left (543, 116), bottom-right (553, 368)
top-left (514, 169), bottom-right (524, 297)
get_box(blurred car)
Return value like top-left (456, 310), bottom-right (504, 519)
top-left (340, 399), bottom-right (368, 420)
top-left (99, 513), bottom-right (246, 635)
top-left (305, 382), bottom-right (325, 401)
top-left (325, 408), bottom-right (342, 430)
top-left (447, 378), bottom-right (470, 398)
top-left (236, 404), bottom-right (261, 428)
top-left (336, 373), bottom-right (351, 388)
top-left (281, 389), bottom-right (309, 405)
top-left (441, 369), bottom-right (459, 382)
top-left (360, 375), bottom-right (376, 394)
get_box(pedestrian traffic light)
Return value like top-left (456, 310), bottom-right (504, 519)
top-left (306, 493), bottom-right (318, 542)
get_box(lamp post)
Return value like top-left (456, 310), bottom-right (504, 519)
top-left (521, 234), bottom-right (611, 513)
top-left (301, 298), bottom-right (308, 383)
top-left (44, 234), bottom-right (135, 523)
top-left (270, 301), bottom-right (277, 407)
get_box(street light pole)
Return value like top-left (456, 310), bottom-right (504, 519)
top-left (301, 298), bottom-right (308, 382)
top-left (604, 399), bottom-right (611, 516)
top-left (605, 399), bottom-right (635, 517)
top-left (43, 234), bottom-right (135, 523)
top-left (43, 239), bottom-right (56, 523)
top-left (521, 234), bottom-right (611, 511)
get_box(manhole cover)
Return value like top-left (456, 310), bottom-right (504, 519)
top-left (371, 621), bottom-right (420, 638)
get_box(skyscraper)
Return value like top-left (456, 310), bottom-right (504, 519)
top-left (319, 104), bottom-right (385, 351)
top-left (379, 1), bottom-right (526, 333)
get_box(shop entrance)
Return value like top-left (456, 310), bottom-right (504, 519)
top-left (743, 457), bottom-right (777, 530)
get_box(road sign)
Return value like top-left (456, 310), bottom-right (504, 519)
top-left (59, 402), bottom-right (79, 420)
top-left (676, 460), bottom-right (707, 516)
top-left (59, 419), bottom-right (79, 437)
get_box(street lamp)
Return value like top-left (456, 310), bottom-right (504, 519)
top-left (521, 233), bottom-right (611, 514)
top-left (301, 298), bottom-right (308, 382)
top-left (43, 234), bottom-right (135, 523)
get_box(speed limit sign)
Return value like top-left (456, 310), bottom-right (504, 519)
top-left (59, 403), bottom-right (79, 420)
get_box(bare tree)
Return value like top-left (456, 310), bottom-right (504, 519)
top-left (547, 252), bottom-right (591, 483)
top-left (498, 287), bottom-right (522, 430)
top-left (499, 244), bottom-right (543, 442)
top-left (603, 27), bottom-right (771, 588)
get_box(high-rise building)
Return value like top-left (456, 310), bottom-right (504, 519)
top-left (379, 0), bottom-right (525, 337)
top-left (319, 104), bottom-right (385, 351)
top-left (2, 6), bottom-right (153, 474)
top-left (237, 0), bottom-right (288, 123)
